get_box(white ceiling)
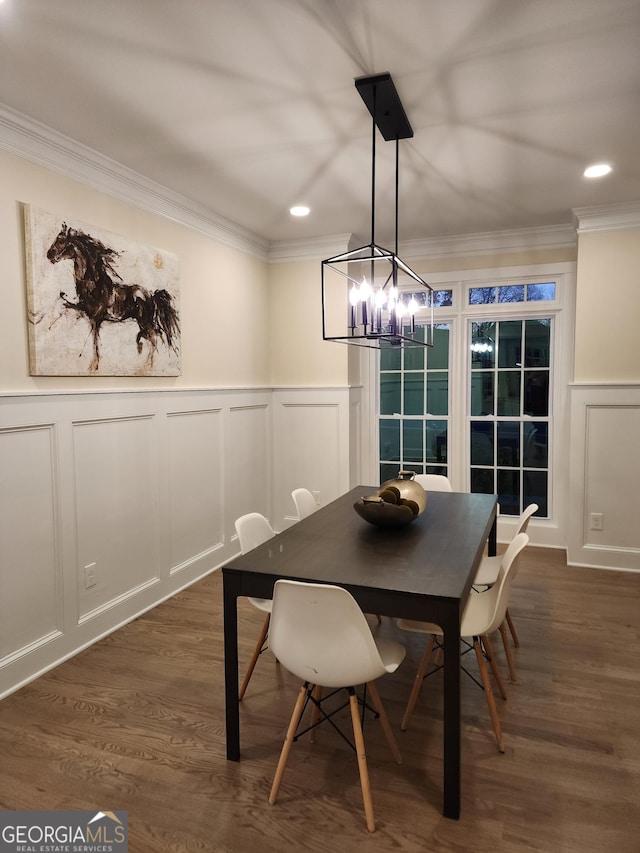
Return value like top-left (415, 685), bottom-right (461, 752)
top-left (1, 0), bottom-right (640, 247)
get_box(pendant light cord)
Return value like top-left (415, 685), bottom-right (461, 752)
top-left (370, 84), bottom-right (376, 247)
top-left (395, 136), bottom-right (399, 256)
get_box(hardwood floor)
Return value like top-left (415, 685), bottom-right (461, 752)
top-left (1, 547), bottom-right (639, 852)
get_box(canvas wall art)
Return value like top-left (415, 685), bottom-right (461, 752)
top-left (24, 206), bottom-right (181, 376)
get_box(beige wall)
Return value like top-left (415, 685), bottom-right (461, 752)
top-left (7, 141), bottom-right (639, 395)
top-left (0, 150), bottom-right (270, 392)
top-left (266, 246), bottom-right (579, 389)
top-left (267, 258), bottom-right (348, 386)
top-left (2, 145), bottom-right (584, 394)
top-left (574, 227), bottom-right (640, 382)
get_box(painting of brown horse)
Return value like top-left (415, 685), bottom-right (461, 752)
top-left (25, 207), bottom-right (181, 376)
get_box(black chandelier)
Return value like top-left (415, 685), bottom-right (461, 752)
top-left (321, 72), bottom-right (433, 349)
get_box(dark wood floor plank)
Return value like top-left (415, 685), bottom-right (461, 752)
top-left (1, 546), bottom-right (639, 851)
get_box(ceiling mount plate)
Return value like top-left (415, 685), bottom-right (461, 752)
top-left (355, 72), bottom-right (413, 141)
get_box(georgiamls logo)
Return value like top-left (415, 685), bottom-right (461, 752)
top-left (0, 809), bottom-right (128, 851)
top-left (85, 811), bottom-right (126, 844)
top-left (88, 811), bottom-right (123, 826)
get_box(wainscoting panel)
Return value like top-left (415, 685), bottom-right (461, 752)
top-left (167, 408), bottom-right (223, 573)
top-left (226, 400), bottom-right (272, 538)
top-left (585, 405), bottom-right (640, 549)
top-left (272, 387), bottom-right (351, 527)
top-left (568, 383), bottom-right (640, 570)
top-left (0, 386), bottom-right (350, 697)
top-left (0, 424), bottom-right (61, 662)
top-left (73, 415), bottom-right (160, 621)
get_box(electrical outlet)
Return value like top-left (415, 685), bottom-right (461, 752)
top-left (590, 513), bottom-right (604, 531)
top-left (84, 562), bottom-right (97, 589)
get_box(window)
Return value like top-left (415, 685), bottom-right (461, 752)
top-left (469, 318), bottom-right (550, 516)
top-left (469, 282), bottom-right (556, 305)
top-left (379, 324), bottom-right (450, 483)
top-left (374, 263), bottom-right (573, 529)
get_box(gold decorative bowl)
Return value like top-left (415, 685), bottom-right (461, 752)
top-left (354, 471), bottom-right (427, 528)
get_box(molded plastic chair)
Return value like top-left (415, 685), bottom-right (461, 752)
top-left (474, 502), bottom-right (538, 666)
top-left (414, 474), bottom-right (453, 492)
top-left (268, 579), bottom-right (406, 832)
top-left (234, 512), bottom-right (276, 700)
top-left (291, 488), bottom-right (317, 520)
top-left (398, 533), bottom-right (529, 753)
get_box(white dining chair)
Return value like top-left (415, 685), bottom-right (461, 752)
top-left (414, 473), bottom-right (453, 492)
top-left (474, 502), bottom-right (538, 668)
top-left (398, 532), bottom-right (529, 753)
top-left (268, 579), bottom-right (406, 832)
top-left (234, 512), bottom-right (276, 701)
top-left (291, 487), bottom-right (317, 520)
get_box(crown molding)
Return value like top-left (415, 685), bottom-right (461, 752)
top-left (268, 233), bottom-right (352, 262)
top-left (0, 103), bottom-right (269, 259)
top-left (268, 224), bottom-right (578, 263)
top-left (572, 201), bottom-right (640, 233)
top-left (397, 224), bottom-right (577, 259)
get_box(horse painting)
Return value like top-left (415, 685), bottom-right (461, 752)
top-left (42, 221), bottom-right (180, 374)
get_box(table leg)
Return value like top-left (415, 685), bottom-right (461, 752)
top-left (223, 572), bottom-right (240, 761)
top-left (442, 608), bottom-right (461, 819)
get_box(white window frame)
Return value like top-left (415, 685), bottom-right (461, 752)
top-left (366, 261), bottom-right (576, 547)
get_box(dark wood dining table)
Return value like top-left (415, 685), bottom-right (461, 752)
top-left (222, 485), bottom-right (498, 820)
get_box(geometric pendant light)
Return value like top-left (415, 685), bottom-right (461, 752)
top-left (322, 72), bottom-right (434, 349)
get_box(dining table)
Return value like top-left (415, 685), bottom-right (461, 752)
top-left (221, 485), bottom-right (498, 820)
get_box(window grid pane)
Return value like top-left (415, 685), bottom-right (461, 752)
top-left (469, 317), bottom-right (551, 518)
top-left (378, 324), bottom-right (450, 480)
top-left (470, 281), bottom-right (557, 305)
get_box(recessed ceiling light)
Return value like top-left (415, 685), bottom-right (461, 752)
top-left (584, 163), bottom-right (612, 178)
top-left (290, 205), bottom-right (310, 217)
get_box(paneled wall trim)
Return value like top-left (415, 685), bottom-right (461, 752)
top-left (272, 386), bottom-right (351, 525)
top-left (567, 383), bottom-right (640, 571)
top-left (0, 386), bottom-right (350, 698)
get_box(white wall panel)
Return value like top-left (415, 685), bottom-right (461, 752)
top-left (0, 386), bottom-right (347, 697)
top-left (585, 405), bottom-right (640, 549)
top-left (272, 387), bottom-right (350, 527)
top-left (167, 408), bottom-right (223, 572)
top-left (280, 404), bottom-right (339, 511)
top-left (0, 425), bottom-right (61, 660)
top-left (73, 416), bottom-right (159, 620)
top-left (226, 403), bottom-right (271, 532)
top-left (568, 384), bottom-right (640, 570)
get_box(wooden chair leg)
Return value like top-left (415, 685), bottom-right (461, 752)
top-left (481, 633), bottom-right (507, 700)
top-left (349, 690), bottom-right (376, 832)
top-left (239, 613), bottom-right (270, 701)
top-left (506, 608), bottom-right (520, 647)
top-left (269, 682), bottom-right (309, 805)
top-left (366, 681), bottom-right (402, 764)
top-left (474, 638), bottom-right (505, 753)
top-left (498, 620), bottom-right (517, 682)
top-left (401, 634), bottom-right (435, 731)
